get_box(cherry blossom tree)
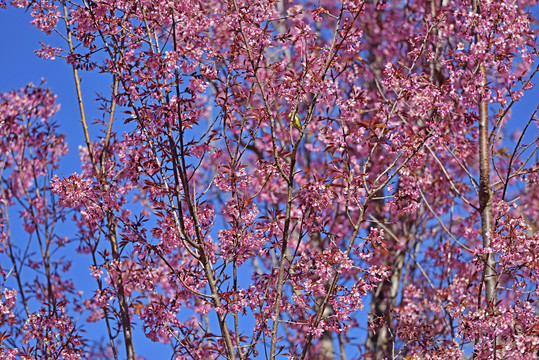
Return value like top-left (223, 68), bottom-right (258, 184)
top-left (1, 0), bottom-right (538, 359)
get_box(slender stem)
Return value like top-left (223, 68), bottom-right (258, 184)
top-left (472, 1), bottom-right (498, 357)
top-left (473, 1), bottom-right (497, 311)
top-left (478, 64), bottom-right (497, 307)
top-left (61, 2), bottom-right (135, 358)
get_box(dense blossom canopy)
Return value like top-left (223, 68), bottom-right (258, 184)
top-left (1, 0), bottom-right (538, 359)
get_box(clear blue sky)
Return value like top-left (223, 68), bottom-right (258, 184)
top-left (1, 5), bottom-right (538, 359)
top-left (0, 7), bottom-right (175, 359)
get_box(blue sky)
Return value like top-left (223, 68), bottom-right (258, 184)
top-left (0, 7), bottom-right (106, 174)
top-left (0, 7), bottom-right (175, 359)
top-left (1, 4), bottom-right (538, 359)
